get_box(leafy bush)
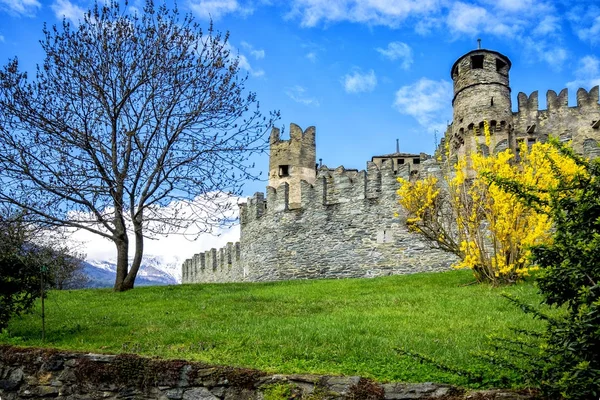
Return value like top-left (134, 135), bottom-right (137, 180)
top-left (492, 139), bottom-right (600, 399)
top-left (397, 124), bottom-right (583, 284)
top-left (0, 215), bottom-right (42, 331)
top-left (0, 211), bottom-right (86, 331)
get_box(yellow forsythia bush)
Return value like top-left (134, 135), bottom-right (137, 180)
top-left (397, 123), bottom-right (585, 284)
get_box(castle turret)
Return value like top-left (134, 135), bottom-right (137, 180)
top-left (449, 48), bottom-right (513, 157)
top-left (268, 123), bottom-right (316, 208)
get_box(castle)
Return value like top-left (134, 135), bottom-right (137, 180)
top-left (181, 47), bottom-right (600, 284)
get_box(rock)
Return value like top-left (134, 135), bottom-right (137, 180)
top-left (0, 367), bottom-right (24, 391)
top-left (383, 382), bottom-right (454, 399)
top-left (85, 354), bottom-right (116, 363)
top-left (325, 375), bottom-right (362, 395)
top-left (36, 385), bottom-right (60, 397)
top-left (182, 387), bottom-right (219, 400)
top-left (164, 388), bottom-right (185, 399)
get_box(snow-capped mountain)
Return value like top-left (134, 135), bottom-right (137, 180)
top-left (83, 254), bottom-right (181, 288)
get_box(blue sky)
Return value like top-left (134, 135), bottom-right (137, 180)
top-left (1, 0), bottom-right (599, 197)
top-left (1, 0), bottom-right (600, 268)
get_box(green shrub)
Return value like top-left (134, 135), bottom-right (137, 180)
top-left (495, 139), bottom-right (600, 399)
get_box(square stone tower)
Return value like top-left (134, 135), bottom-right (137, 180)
top-left (268, 123), bottom-right (316, 209)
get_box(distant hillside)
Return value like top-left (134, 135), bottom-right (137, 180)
top-left (82, 255), bottom-right (179, 288)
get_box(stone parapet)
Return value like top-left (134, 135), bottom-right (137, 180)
top-left (182, 159), bottom-right (455, 284)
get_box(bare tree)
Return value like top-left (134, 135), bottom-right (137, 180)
top-left (0, 1), bottom-right (277, 291)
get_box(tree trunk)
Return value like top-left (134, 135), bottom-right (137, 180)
top-left (113, 236), bottom-right (130, 291)
top-left (122, 220), bottom-right (143, 291)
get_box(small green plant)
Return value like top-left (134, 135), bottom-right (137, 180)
top-left (262, 382), bottom-right (299, 400)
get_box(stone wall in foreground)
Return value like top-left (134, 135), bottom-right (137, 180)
top-left (0, 346), bottom-right (537, 399)
top-left (182, 160), bottom-right (456, 284)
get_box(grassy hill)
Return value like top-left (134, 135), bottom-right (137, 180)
top-left (0, 270), bottom-right (546, 388)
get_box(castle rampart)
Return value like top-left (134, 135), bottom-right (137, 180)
top-left (183, 47), bottom-right (600, 286)
top-left (182, 157), bottom-right (455, 284)
top-left (181, 242), bottom-right (244, 283)
top-left (512, 86), bottom-right (600, 157)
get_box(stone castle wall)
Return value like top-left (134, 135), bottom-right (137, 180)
top-left (514, 87), bottom-right (600, 156)
top-left (182, 49), bottom-right (600, 286)
top-left (182, 160), bottom-right (455, 284)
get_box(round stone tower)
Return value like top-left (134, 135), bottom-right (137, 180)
top-left (268, 123), bottom-right (316, 209)
top-left (449, 48), bottom-right (513, 158)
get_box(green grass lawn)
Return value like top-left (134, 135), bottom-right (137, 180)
top-left (0, 270), bottom-right (546, 387)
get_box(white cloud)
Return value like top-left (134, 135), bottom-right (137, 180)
top-left (306, 52), bottom-right (317, 62)
top-left (414, 16), bottom-right (440, 35)
top-left (71, 222), bottom-right (240, 282)
top-left (444, 1), bottom-right (567, 69)
top-left (51, 0), bottom-right (85, 25)
top-left (250, 49), bottom-right (265, 59)
top-left (241, 41), bottom-right (265, 59)
top-left (221, 41), bottom-right (264, 77)
top-left (342, 69), bottom-right (377, 94)
top-left (376, 41), bottom-right (413, 70)
top-left (484, 0), bottom-right (539, 13)
top-left (64, 193), bottom-right (242, 282)
top-left (301, 41), bottom-right (324, 63)
top-left (287, 0), bottom-right (440, 28)
top-left (0, 0), bottom-right (40, 16)
top-left (237, 53), bottom-right (265, 77)
top-left (188, 0), bottom-right (253, 20)
top-left (567, 55), bottom-right (600, 90)
top-left (285, 85), bottom-right (320, 106)
top-left (533, 15), bottom-right (561, 36)
top-left (0, 34), bottom-right (4, 42)
top-left (521, 37), bottom-right (568, 71)
top-left (394, 78), bottom-right (452, 133)
top-left (576, 14), bottom-right (600, 45)
top-left (446, 2), bottom-right (488, 35)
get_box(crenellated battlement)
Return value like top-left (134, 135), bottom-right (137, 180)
top-left (512, 86), bottom-right (600, 152)
top-left (270, 122), bottom-right (316, 145)
top-left (269, 123), bottom-right (317, 208)
top-left (180, 157), bottom-right (456, 284)
top-left (517, 91), bottom-right (539, 112)
top-left (182, 242), bottom-right (243, 284)
top-left (516, 86), bottom-right (600, 113)
top-left (239, 158), bottom-right (407, 226)
top-left (577, 86), bottom-right (600, 108)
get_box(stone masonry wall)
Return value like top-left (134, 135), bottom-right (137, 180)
top-left (182, 160), bottom-right (455, 284)
top-left (514, 86), bottom-right (600, 155)
top-left (181, 243), bottom-right (245, 284)
top-left (0, 346), bottom-right (538, 399)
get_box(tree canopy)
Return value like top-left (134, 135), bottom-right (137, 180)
top-left (0, 0), bottom-right (277, 291)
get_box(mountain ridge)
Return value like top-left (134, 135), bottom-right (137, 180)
top-left (82, 255), bottom-right (180, 288)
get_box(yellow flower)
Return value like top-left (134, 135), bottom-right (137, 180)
top-left (395, 136), bottom-right (583, 284)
